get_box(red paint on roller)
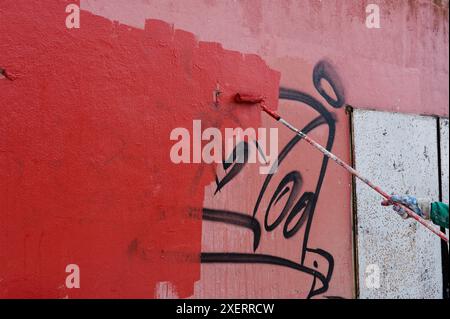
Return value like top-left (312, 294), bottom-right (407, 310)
top-left (234, 93), bottom-right (280, 120)
top-left (0, 0), bottom-right (280, 298)
top-left (234, 93), bottom-right (265, 104)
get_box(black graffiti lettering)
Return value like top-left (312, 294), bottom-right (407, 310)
top-left (284, 192), bottom-right (314, 238)
top-left (265, 171), bottom-right (302, 231)
top-left (254, 140), bottom-right (268, 164)
top-left (313, 60), bottom-right (345, 109)
top-left (215, 141), bottom-right (249, 194)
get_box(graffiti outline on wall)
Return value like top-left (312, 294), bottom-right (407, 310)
top-left (201, 60), bottom-right (345, 299)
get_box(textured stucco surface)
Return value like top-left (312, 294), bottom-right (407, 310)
top-left (1, 0), bottom-right (353, 299)
top-left (353, 109), bottom-right (442, 299)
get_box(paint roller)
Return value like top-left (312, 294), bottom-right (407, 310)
top-left (234, 93), bottom-right (449, 242)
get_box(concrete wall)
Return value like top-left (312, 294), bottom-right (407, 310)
top-left (0, 0), bottom-right (448, 298)
top-left (353, 109), bottom-right (442, 298)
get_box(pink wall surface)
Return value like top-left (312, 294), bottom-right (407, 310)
top-left (0, 0), bottom-right (447, 299)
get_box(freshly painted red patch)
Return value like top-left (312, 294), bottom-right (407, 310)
top-left (0, 0), bottom-right (279, 298)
